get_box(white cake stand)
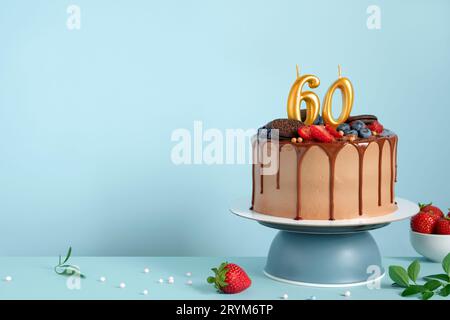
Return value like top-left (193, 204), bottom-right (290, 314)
top-left (230, 197), bottom-right (418, 287)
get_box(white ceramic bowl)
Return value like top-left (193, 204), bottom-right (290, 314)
top-left (410, 230), bottom-right (450, 262)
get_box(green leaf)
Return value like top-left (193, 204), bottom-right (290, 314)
top-left (439, 284), bottom-right (450, 297)
top-left (421, 291), bottom-right (434, 300)
top-left (442, 253), bottom-right (450, 276)
top-left (407, 260), bottom-right (420, 283)
top-left (424, 279), bottom-right (441, 291)
top-left (418, 202), bottom-right (432, 210)
top-left (389, 265), bottom-right (410, 288)
top-left (207, 277), bottom-right (215, 284)
top-left (62, 247), bottom-right (72, 264)
top-left (401, 285), bottom-right (425, 297)
top-left (424, 274), bottom-right (450, 282)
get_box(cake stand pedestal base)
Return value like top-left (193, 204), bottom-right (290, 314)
top-left (230, 197), bottom-right (418, 287)
top-left (264, 230), bottom-right (384, 287)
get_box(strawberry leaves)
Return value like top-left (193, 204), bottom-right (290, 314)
top-left (207, 262), bottom-right (229, 292)
top-left (418, 202), bottom-right (432, 210)
top-left (389, 253), bottom-right (450, 300)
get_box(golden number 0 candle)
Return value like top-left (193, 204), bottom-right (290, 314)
top-left (287, 72), bottom-right (321, 125)
top-left (322, 66), bottom-right (354, 127)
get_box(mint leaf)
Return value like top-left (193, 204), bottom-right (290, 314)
top-left (424, 274), bottom-right (450, 282)
top-left (439, 284), bottom-right (450, 297)
top-left (401, 285), bottom-right (424, 297)
top-left (389, 265), bottom-right (410, 288)
top-left (421, 291), bottom-right (434, 300)
top-left (443, 253), bottom-right (450, 276)
top-left (424, 279), bottom-right (441, 291)
top-left (407, 260), bottom-right (420, 283)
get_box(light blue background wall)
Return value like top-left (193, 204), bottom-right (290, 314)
top-left (0, 0), bottom-right (449, 256)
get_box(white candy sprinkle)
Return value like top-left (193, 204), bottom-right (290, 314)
top-left (99, 276), bottom-right (106, 282)
top-left (282, 293), bottom-right (288, 300)
top-left (142, 289), bottom-right (148, 295)
top-left (158, 278), bottom-right (164, 284)
top-left (144, 268), bottom-right (150, 274)
top-left (168, 276), bottom-right (174, 284)
top-left (344, 290), bottom-right (351, 297)
top-left (309, 295), bottom-right (317, 300)
top-left (5, 276), bottom-right (12, 282)
top-left (186, 280), bottom-right (193, 285)
top-left (119, 282), bottom-right (126, 289)
top-left (186, 272), bottom-right (192, 277)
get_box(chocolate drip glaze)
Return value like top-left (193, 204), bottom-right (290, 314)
top-left (253, 134), bottom-right (397, 220)
top-left (375, 139), bottom-right (386, 206)
top-left (394, 138), bottom-right (398, 183)
top-left (260, 164), bottom-right (264, 194)
top-left (316, 143), bottom-right (345, 221)
top-left (294, 147), bottom-right (311, 220)
top-left (389, 136), bottom-right (398, 203)
top-left (355, 143), bottom-right (369, 215)
top-left (250, 163), bottom-right (255, 210)
top-left (276, 144), bottom-right (283, 189)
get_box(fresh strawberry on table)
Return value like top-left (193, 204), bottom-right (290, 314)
top-left (207, 262), bottom-right (251, 294)
top-left (435, 216), bottom-right (450, 235)
top-left (410, 211), bottom-right (439, 234)
top-left (418, 202), bottom-right (444, 219)
top-left (310, 125), bottom-right (335, 143)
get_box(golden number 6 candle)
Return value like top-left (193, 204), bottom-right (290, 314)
top-left (287, 67), bottom-right (321, 125)
top-left (322, 66), bottom-right (354, 127)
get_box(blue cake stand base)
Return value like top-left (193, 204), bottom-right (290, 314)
top-left (230, 197), bottom-right (418, 287)
top-left (264, 230), bottom-right (384, 287)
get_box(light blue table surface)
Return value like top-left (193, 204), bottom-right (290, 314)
top-left (0, 256), bottom-right (447, 300)
top-left (0, 257), bottom-right (441, 300)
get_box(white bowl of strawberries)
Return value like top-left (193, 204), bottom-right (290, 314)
top-left (410, 203), bottom-right (450, 262)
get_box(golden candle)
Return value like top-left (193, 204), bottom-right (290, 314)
top-left (287, 65), bottom-right (320, 125)
top-left (322, 65), bottom-right (354, 127)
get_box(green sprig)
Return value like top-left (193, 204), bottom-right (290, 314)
top-left (389, 252), bottom-right (450, 300)
top-left (54, 246), bottom-right (85, 278)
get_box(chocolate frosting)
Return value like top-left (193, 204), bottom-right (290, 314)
top-left (252, 132), bottom-right (398, 220)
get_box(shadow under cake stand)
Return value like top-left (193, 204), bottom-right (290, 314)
top-left (230, 198), bottom-right (418, 287)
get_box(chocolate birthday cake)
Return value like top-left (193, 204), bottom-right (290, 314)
top-left (251, 68), bottom-right (398, 220)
